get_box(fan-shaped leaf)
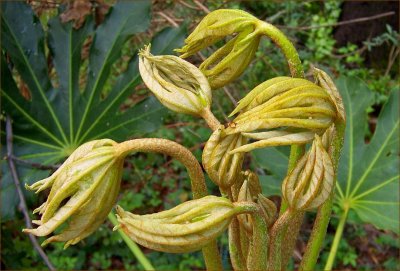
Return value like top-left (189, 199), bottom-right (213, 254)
top-left (336, 77), bottom-right (399, 233)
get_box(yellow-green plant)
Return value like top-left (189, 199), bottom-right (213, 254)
top-left (24, 9), bottom-right (346, 270)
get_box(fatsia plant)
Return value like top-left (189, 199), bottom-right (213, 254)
top-left (8, 7), bottom-right (354, 271)
top-left (1, 1), bottom-right (187, 219)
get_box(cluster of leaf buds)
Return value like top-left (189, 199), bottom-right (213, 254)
top-left (22, 8), bottom-right (347, 269)
top-left (115, 196), bottom-right (239, 253)
top-left (24, 139), bottom-right (124, 247)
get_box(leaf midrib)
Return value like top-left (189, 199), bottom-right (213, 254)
top-left (349, 120), bottom-right (399, 198)
top-left (2, 91), bottom-right (64, 147)
top-left (74, 13), bottom-right (133, 143)
top-left (2, 17), bottom-right (68, 145)
top-left (91, 105), bottom-right (164, 140)
top-left (79, 73), bottom-right (140, 143)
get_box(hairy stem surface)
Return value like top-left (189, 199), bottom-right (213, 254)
top-left (258, 21), bottom-right (304, 79)
top-left (116, 138), bottom-right (222, 270)
top-left (300, 122), bottom-right (346, 270)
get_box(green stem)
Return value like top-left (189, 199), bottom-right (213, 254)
top-left (324, 207), bottom-right (349, 270)
top-left (200, 107), bottom-right (222, 131)
top-left (268, 209), bottom-right (296, 270)
top-left (108, 213), bottom-right (154, 270)
top-left (116, 138), bottom-right (223, 270)
top-left (299, 122), bottom-right (346, 270)
top-left (258, 21), bottom-right (304, 79)
top-left (258, 19), bottom-right (306, 270)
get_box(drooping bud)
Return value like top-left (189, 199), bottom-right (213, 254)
top-left (176, 9), bottom-right (261, 89)
top-left (23, 139), bottom-right (123, 247)
top-left (282, 135), bottom-right (334, 211)
top-left (313, 67), bottom-right (346, 122)
top-left (139, 44), bottom-right (212, 116)
top-left (225, 77), bottom-right (337, 153)
top-left (202, 126), bottom-right (247, 189)
top-left (199, 28), bottom-right (261, 89)
top-left (116, 196), bottom-right (238, 253)
top-left (257, 194), bottom-right (277, 227)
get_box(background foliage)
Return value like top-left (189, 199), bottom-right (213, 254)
top-left (1, 0), bottom-right (399, 270)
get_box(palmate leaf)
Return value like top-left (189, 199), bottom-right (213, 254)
top-left (252, 76), bottom-right (399, 233)
top-left (335, 77), bottom-right (399, 233)
top-left (1, 1), bottom-right (187, 220)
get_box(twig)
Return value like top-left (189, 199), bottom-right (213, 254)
top-left (157, 11), bottom-right (179, 27)
top-left (222, 86), bottom-right (237, 106)
top-left (7, 155), bottom-right (60, 170)
top-left (178, 0), bottom-right (201, 10)
top-left (193, 0), bottom-right (210, 14)
top-left (6, 116), bottom-right (56, 271)
top-left (278, 11), bottom-right (395, 30)
top-left (385, 45), bottom-right (399, 77)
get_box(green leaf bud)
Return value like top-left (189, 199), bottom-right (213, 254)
top-left (282, 135), bottom-right (334, 211)
top-left (202, 125), bottom-right (247, 189)
top-left (176, 9), bottom-right (261, 89)
top-left (313, 67), bottom-right (346, 122)
top-left (225, 77), bottom-right (337, 153)
top-left (139, 44), bottom-right (212, 116)
top-left (116, 196), bottom-right (238, 253)
top-left (23, 139), bottom-right (123, 247)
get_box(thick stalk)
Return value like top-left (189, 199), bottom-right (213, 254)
top-left (116, 138), bottom-right (222, 270)
top-left (324, 207), bottom-right (349, 270)
top-left (268, 209), bottom-right (296, 270)
top-left (234, 202), bottom-right (269, 271)
top-left (108, 213), bottom-right (154, 270)
top-left (200, 107), bottom-right (222, 131)
top-left (299, 122), bottom-right (346, 270)
top-left (229, 218), bottom-right (247, 270)
top-left (258, 19), bottom-right (306, 270)
top-left (258, 21), bottom-right (304, 79)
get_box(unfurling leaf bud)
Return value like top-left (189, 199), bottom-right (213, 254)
top-left (282, 135), bottom-right (334, 211)
top-left (237, 180), bottom-right (253, 233)
top-left (202, 126), bottom-right (247, 189)
top-left (176, 9), bottom-right (260, 89)
top-left (24, 139), bottom-right (123, 247)
top-left (225, 77), bottom-right (337, 153)
top-left (139, 44), bottom-right (212, 116)
top-left (116, 196), bottom-right (238, 253)
top-left (257, 194), bottom-right (277, 227)
top-left (313, 67), bottom-right (346, 122)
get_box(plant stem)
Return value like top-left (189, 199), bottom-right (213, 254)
top-left (108, 213), bottom-right (154, 270)
top-left (116, 138), bottom-right (223, 270)
top-left (258, 20), bottom-right (306, 270)
top-left (299, 122), bottom-right (346, 270)
top-left (200, 107), bottom-right (222, 131)
top-left (117, 138), bottom-right (207, 198)
top-left (324, 207), bottom-right (349, 270)
top-left (258, 21), bottom-right (304, 79)
top-left (268, 209), bottom-right (296, 270)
